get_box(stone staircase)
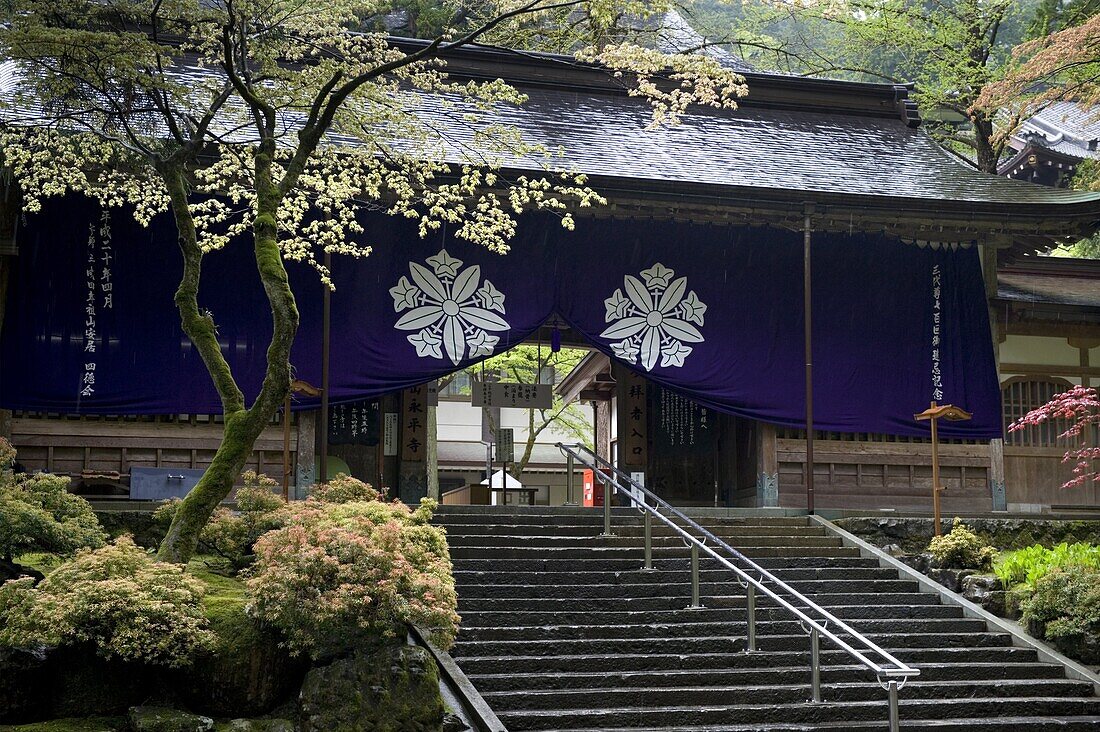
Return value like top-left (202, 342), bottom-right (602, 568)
top-left (436, 505), bottom-right (1100, 731)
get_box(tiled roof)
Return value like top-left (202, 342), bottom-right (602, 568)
top-left (1012, 101), bottom-right (1100, 161)
top-left (652, 10), bottom-right (754, 72)
top-left (997, 258), bottom-right (1100, 308)
top-left (3, 45), bottom-right (1099, 218)
top-left (446, 86), bottom-right (1098, 205)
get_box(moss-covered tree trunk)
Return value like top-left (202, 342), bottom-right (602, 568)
top-left (155, 151), bottom-right (299, 563)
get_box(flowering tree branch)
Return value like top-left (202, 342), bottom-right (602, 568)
top-left (1009, 385), bottom-right (1100, 490)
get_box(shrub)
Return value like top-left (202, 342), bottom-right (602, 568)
top-left (0, 450), bottom-right (107, 562)
top-left (246, 496), bottom-right (457, 660)
top-left (0, 537), bottom-right (215, 667)
top-left (309, 473), bottom-right (380, 504)
top-left (0, 436), bottom-right (15, 469)
top-left (154, 472), bottom-right (290, 574)
top-left (1021, 565), bottom-right (1100, 640)
top-left (995, 542), bottom-right (1100, 589)
top-left (927, 517), bottom-right (998, 570)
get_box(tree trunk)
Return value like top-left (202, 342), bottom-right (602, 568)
top-left (972, 115), bottom-right (1000, 174)
top-left (512, 409), bottom-right (538, 478)
top-left (158, 410), bottom-right (268, 562)
top-left (155, 152), bottom-right (300, 563)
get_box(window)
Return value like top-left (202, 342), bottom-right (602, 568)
top-left (1002, 376), bottom-right (1075, 447)
top-left (440, 372), bottom-right (472, 398)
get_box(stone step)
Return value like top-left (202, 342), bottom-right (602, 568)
top-left (450, 546), bottom-right (863, 559)
top-left (449, 631), bottom-right (1013, 658)
top-left (453, 646), bottom-right (1040, 675)
top-left (433, 509), bottom-right (811, 526)
top-left (445, 534), bottom-right (845, 549)
top-left (441, 512), bottom-right (1099, 730)
top-left (440, 522), bottom-right (831, 538)
top-left (497, 697), bottom-right (1100, 730)
top-left (456, 592), bottom-right (942, 612)
top-left (536, 716), bottom-right (1100, 732)
top-left (456, 604), bottom-right (966, 628)
top-left (452, 567), bottom-right (902, 585)
top-left (456, 617), bottom-right (990, 642)
top-left (449, 556), bottom-right (883, 572)
top-left (483, 678), bottom-right (1094, 712)
top-left (468, 662), bottom-right (1070, 692)
top-left (453, 579), bottom-right (920, 599)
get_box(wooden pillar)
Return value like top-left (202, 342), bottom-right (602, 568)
top-left (981, 243), bottom-right (1007, 510)
top-left (398, 385), bottom-right (429, 504)
top-left (989, 438), bottom-right (1006, 511)
top-left (594, 400), bottom-right (612, 461)
top-left (756, 422), bottom-right (779, 507)
top-left (294, 409), bottom-right (317, 499)
top-left (426, 403), bottom-right (439, 500)
top-left (1069, 338), bottom-right (1098, 389)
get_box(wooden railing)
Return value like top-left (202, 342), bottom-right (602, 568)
top-left (776, 438), bottom-right (992, 511)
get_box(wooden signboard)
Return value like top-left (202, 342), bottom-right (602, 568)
top-left (617, 366), bottom-right (648, 472)
top-left (327, 399), bottom-right (380, 446)
top-left (473, 382), bottom-right (553, 409)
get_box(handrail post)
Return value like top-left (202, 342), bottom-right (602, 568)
top-left (599, 477), bottom-right (615, 537)
top-left (809, 628), bottom-right (822, 702)
top-left (688, 543), bottom-right (704, 609)
top-left (887, 680), bottom-right (900, 732)
top-left (642, 509), bottom-right (655, 571)
top-left (565, 453), bottom-right (575, 506)
top-left (746, 584), bottom-right (756, 652)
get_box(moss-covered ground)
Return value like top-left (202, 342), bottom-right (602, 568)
top-left (12, 552), bottom-right (64, 575)
top-left (186, 557), bottom-right (268, 673)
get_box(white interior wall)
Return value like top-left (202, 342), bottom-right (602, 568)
top-left (999, 335), bottom-right (1079, 367)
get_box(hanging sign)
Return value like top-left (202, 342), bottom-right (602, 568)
top-left (472, 382), bottom-right (553, 409)
top-left (619, 368), bottom-right (648, 469)
top-left (496, 428), bottom-right (514, 463)
top-left (328, 399), bottom-right (380, 446)
top-left (383, 413), bottom-right (399, 456)
top-left (930, 263), bottom-right (944, 402)
top-left (400, 385), bottom-right (428, 460)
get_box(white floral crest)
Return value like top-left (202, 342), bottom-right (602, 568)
top-left (600, 263), bottom-right (705, 371)
top-left (391, 249), bottom-right (510, 365)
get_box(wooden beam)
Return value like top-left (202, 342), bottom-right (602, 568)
top-left (579, 389), bottom-right (613, 401)
top-left (999, 362), bottom-right (1100, 378)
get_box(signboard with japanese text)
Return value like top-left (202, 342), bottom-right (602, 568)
top-left (398, 385), bottom-right (430, 504)
top-left (496, 428), bottom-right (514, 463)
top-left (383, 413), bottom-right (399, 456)
top-left (327, 399), bottom-right (379, 446)
top-left (472, 382), bottom-right (553, 409)
top-left (400, 385), bottom-right (429, 461)
top-left (618, 367), bottom-right (648, 470)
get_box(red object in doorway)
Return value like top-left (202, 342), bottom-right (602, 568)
top-left (582, 469), bottom-right (612, 507)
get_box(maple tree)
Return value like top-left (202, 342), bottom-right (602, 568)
top-left (1010, 385), bottom-right (1100, 489)
top-left (0, 0), bottom-right (745, 562)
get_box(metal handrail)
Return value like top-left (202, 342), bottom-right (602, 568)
top-left (557, 442), bottom-right (918, 730)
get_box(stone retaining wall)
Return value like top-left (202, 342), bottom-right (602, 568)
top-left (833, 516), bottom-right (1100, 553)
